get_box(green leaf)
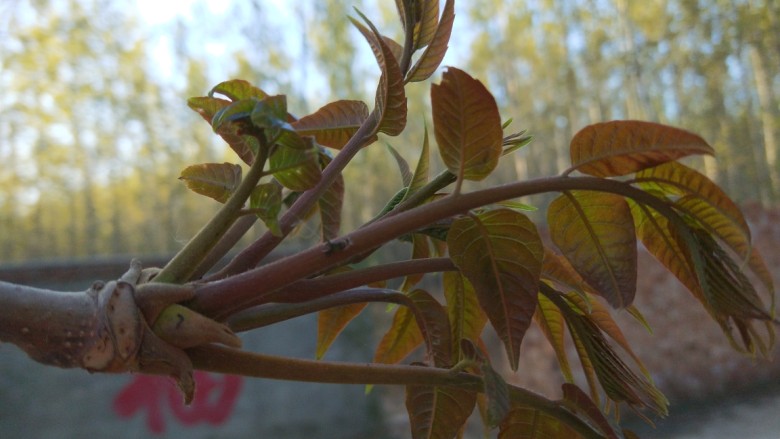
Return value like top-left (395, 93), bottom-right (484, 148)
top-left (187, 96), bottom-right (231, 123)
top-left (548, 191), bottom-right (637, 308)
top-left (447, 209), bottom-right (543, 370)
top-left (481, 362), bottom-right (511, 428)
top-left (269, 140), bottom-right (321, 191)
top-left (432, 67), bottom-right (503, 182)
top-left (207, 98), bottom-right (267, 164)
top-left (350, 11), bottom-right (408, 136)
top-left (408, 289), bottom-right (453, 367)
top-left (251, 94), bottom-right (287, 124)
top-left (209, 79), bottom-right (268, 101)
top-left (502, 129), bottom-right (534, 156)
top-left (497, 200), bottom-right (537, 212)
top-left (406, 124), bottom-right (431, 198)
top-left (211, 98), bottom-right (257, 132)
top-left (249, 182), bottom-right (282, 236)
top-left (178, 162), bottom-right (242, 203)
top-left (561, 383), bottom-right (621, 439)
top-left (568, 120), bottom-right (714, 177)
top-left (318, 152), bottom-right (344, 241)
top-left (316, 302), bottom-right (367, 360)
top-left (407, 0), bottom-right (455, 83)
top-left (406, 383), bottom-right (476, 439)
top-left (443, 271), bottom-right (487, 361)
top-left (630, 200), bottom-right (704, 301)
top-left (291, 100), bottom-right (369, 150)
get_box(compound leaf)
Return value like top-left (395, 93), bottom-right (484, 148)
top-left (407, 0), bottom-right (454, 83)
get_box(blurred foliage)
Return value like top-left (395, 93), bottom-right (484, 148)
top-left (1, 0), bottom-right (778, 263)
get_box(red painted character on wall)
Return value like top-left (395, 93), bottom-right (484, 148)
top-left (113, 372), bottom-right (243, 434)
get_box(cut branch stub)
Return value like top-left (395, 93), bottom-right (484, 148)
top-left (0, 261), bottom-right (240, 404)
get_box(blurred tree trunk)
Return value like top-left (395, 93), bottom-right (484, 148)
top-left (749, 44), bottom-right (779, 201)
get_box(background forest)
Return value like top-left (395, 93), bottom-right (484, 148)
top-left (1, 0), bottom-right (778, 263)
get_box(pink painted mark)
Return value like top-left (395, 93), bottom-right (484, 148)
top-left (113, 372), bottom-right (243, 434)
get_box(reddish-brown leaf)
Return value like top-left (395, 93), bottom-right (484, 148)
top-left (291, 100), bottom-right (369, 150)
top-left (407, 0), bottom-right (454, 83)
top-left (411, 289), bottom-right (453, 367)
top-left (413, 0), bottom-right (439, 50)
top-left (548, 289), bottom-right (669, 417)
top-left (565, 292), bottom-right (651, 379)
top-left (406, 384), bottom-right (476, 439)
top-left (432, 67), bottom-right (502, 182)
top-left (447, 209), bottom-right (543, 370)
top-left (561, 383), bottom-right (621, 439)
top-left (568, 120), bottom-right (714, 177)
top-left (498, 406), bottom-right (581, 439)
top-left (350, 12), bottom-right (407, 136)
top-left (383, 35), bottom-right (404, 64)
top-left (636, 162), bottom-right (773, 292)
top-left (541, 248), bottom-right (600, 300)
top-left (374, 289), bottom-right (452, 367)
top-left (548, 191), bottom-right (637, 308)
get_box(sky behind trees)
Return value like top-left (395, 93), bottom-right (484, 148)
top-left (1, 0), bottom-right (778, 263)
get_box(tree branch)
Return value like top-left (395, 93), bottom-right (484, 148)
top-left (187, 344), bottom-right (605, 439)
top-left (264, 257), bottom-right (455, 304)
top-left (192, 175), bottom-right (685, 318)
top-left (207, 116), bottom-right (379, 280)
top-left (154, 147), bottom-right (269, 284)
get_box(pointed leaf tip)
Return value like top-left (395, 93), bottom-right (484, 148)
top-left (569, 120), bottom-right (714, 177)
top-left (432, 67), bottom-right (503, 182)
top-left (447, 209), bottom-right (543, 370)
